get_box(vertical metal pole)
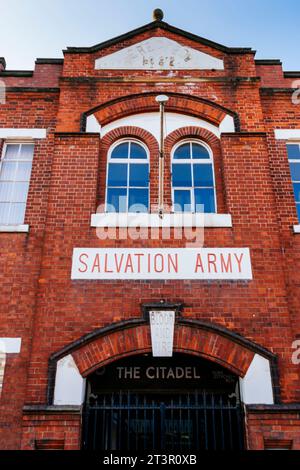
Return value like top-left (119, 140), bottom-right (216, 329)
top-left (158, 102), bottom-right (165, 218)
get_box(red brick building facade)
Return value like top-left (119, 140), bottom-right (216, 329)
top-left (0, 12), bottom-right (300, 450)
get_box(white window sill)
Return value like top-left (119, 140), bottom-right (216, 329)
top-left (91, 213), bottom-right (232, 228)
top-left (0, 224), bottom-right (29, 233)
top-left (293, 225), bottom-right (300, 233)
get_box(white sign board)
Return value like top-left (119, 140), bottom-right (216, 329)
top-left (149, 310), bottom-right (175, 357)
top-left (95, 37), bottom-right (224, 70)
top-left (71, 248), bottom-right (252, 280)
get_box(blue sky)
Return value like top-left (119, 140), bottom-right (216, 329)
top-left (0, 0), bottom-right (299, 70)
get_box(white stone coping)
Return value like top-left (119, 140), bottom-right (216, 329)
top-left (91, 213), bottom-right (232, 228)
top-left (0, 128), bottom-right (47, 139)
top-left (0, 338), bottom-right (22, 354)
top-left (293, 225), bottom-right (300, 233)
top-left (0, 224), bottom-right (29, 233)
top-left (274, 129), bottom-right (300, 140)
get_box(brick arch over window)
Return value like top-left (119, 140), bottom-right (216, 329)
top-left (165, 126), bottom-right (226, 213)
top-left (47, 318), bottom-right (279, 404)
top-left (99, 126), bottom-right (159, 209)
top-left (81, 92), bottom-right (240, 131)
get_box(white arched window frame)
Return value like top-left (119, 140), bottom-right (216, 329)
top-left (105, 138), bottom-right (150, 213)
top-left (171, 139), bottom-right (217, 214)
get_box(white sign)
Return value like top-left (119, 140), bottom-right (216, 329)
top-left (71, 248), bottom-right (252, 280)
top-left (95, 37), bottom-right (224, 70)
top-left (149, 310), bottom-right (175, 357)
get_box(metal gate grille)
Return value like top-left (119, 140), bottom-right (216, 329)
top-left (82, 390), bottom-right (244, 451)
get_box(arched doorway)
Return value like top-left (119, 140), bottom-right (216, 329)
top-left (82, 352), bottom-right (245, 451)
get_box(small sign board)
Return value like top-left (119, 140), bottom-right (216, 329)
top-left (149, 310), bottom-right (175, 357)
top-left (71, 248), bottom-right (252, 281)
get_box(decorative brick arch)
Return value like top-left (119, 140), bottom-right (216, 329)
top-left (81, 92), bottom-right (240, 131)
top-left (165, 126), bottom-right (226, 213)
top-left (98, 126), bottom-right (159, 208)
top-left (72, 323), bottom-right (254, 377)
top-left (48, 318), bottom-right (279, 404)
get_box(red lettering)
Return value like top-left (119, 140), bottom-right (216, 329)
top-left (104, 254), bottom-right (113, 273)
top-left (207, 253), bottom-right (217, 273)
top-left (124, 254), bottom-right (134, 273)
top-left (78, 253), bottom-right (88, 273)
top-left (234, 253), bottom-right (244, 273)
top-left (114, 253), bottom-right (124, 273)
top-left (168, 254), bottom-right (178, 273)
top-left (91, 254), bottom-right (101, 273)
top-left (134, 253), bottom-right (143, 273)
top-left (220, 253), bottom-right (232, 273)
top-left (194, 254), bottom-right (204, 273)
top-left (154, 254), bottom-right (164, 273)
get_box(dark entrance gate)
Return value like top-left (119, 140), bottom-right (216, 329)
top-left (82, 354), bottom-right (245, 451)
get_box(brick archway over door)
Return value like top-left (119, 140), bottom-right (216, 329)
top-left (48, 319), bottom-right (277, 388)
top-left (71, 323), bottom-right (254, 378)
top-left (47, 319), bottom-right (279, 408)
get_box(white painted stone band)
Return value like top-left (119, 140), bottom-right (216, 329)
top-left (274, 129), bottom-right (300, 140)
top-left (91, 213), bottom-right (232, 228)
top-left (293, 225), bottom-right (300, 233)
top-left (0, 338), bottom-right (21, 353)
top-left (0, 224), bottom-right (29, 233)
top-left (0, 128), bottom-right (47, 139)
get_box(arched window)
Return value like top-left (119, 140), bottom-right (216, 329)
top-left (171, 140), bottom-right (216, 213)
top-left (106, 139), bottom-right (149, 212)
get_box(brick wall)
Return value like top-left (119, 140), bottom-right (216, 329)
top-left (0, 22), bottom-right (299, 449)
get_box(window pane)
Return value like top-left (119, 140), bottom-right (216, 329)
top-left (107, 188), bottom-right (127, 212)
top-left (194, 164), bottom-right (214, 186)
top-left (174, 190), bottom-right (191, 212)
top-left (192, 143), bottom-right (210, 159)
top-left (8, 203), bottom-right (26, 224)
top-left (11, 182), bottom-right (30, 202)
top-left (0, 182), bottom-right (13, 202)
top-left (16, 162), bottom-right (32, 181)
top-left (289, 162), bottom-right (300, 181)
top-left (0, 162), bottom-right (17, 180)
top-left (128, 189), bottom-right (148, 212)
top-left (293, 183), bottom-right (300, 202)
top-left (107, 163), bottom-right (127, 186)
top-left (172, 164), bottom-right (192, 187)
top-left (0, 203), bottom-right (10, 224)
top-left (4, 144), bottom-right (20, 160)
top-left (287, 144), bottom-right (300, 159)
top-left (129, 164), bottom-right (149, 187)
top-left (173, 144), bottom-right (191, 159)
top-left (130, 143), bottom-right (147, 159)
top-left (20, 144), bottom-right (34, 160)
top-left (111, 143), bottom-right (129, 159)
top-left (195, 188), bottom-right (215, 213)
